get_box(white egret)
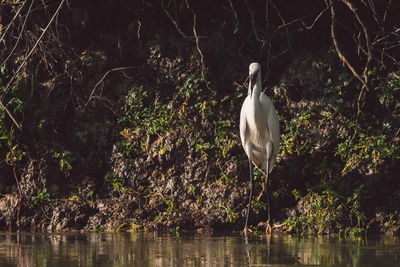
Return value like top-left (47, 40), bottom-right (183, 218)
top-left (240, 62), bottom-right (280, 233)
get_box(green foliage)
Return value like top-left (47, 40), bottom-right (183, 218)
top-left (314, 157), bottom-right (341, 182)
top-left (116, 75), bottom-right (238, 191)
top-left (316, 69), bottom-right (400, 176)
top-left (384, 211), bottom-right (400, 227)
top-left (52, 150), bottom-right (75, 175)
top-left (5, 144), bottom-right (25, 165)
top-left (178, 76), bottom-right (236, 160)
top-left (87, 189), bottom-right (94, 205)
top-left (370, 69), bottom-right (400, 111)
top-left (179, 76), bottom-right (204, 103)
top-left (155, 195), bottom-right (177, 222)
top-left (346, 184), bottom-right (368, 232)
top-left (322, 72), bottom-right (354, 113)
top-left (33, 183), bottom-right (50, 205)
top-left (285, 186), bottom-right (368, 236)
top-left (280, 110), bottom-right (315, 156)
top-left (0, 67), bottom-right (26, 166)
top-left (194, 118), bottom-right (234, 165)
top-left (292, 189), bottom-right (302, 200)
top-left (280, 69), bottom-right (400, 235)
top-left (285, 189), bottom-right (342, 234)
top-left (118, 85), bottom-right (174, 156)
top-left (336, 125), bottom-right (399, 174)
top-left (251, 198), bottom-right (266, 215)
top-left (0, 125), bottom-right (24, 165)
top-left (195, 136), bottom-right (211, 160)
top-left (220, 91), bottom-right (244, 113)
top-left (177, 75), bottom-right (218, 117)
top-left (187, 184), bottom-right (196, 195)
top-left (195, 194), bottom-right (204, 210)
top-left (74, 186), bottom-right (94, 205)
top-left (216, 168), bottom-right (235, 185)
top-left (213, 118), bottom-right (234, 160)
top-left (215, 201), bottom-right (238, 223)
top-left (0, 113), bottom-right (25, 165)
top-left (169, 226), bottom-right (181, 235)
top-left (105, 171), bottom-right (127, 193)
top-left (163, 195), bottom-right (177, 215)
top-left (177, 76), bottom-right (238, 186)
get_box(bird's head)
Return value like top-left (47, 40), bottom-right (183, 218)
top-left (248, 62), bottom-right (261, 96)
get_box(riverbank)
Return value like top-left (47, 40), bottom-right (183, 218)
top-left (0, 0), bottom-right (399, 236)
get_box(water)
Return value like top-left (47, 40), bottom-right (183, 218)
top-left (0, 231), bottom-right (399, 266)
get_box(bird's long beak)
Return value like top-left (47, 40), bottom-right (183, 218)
top-left (251, 73), bottom-right (257, 90)
top-left (249, 69), bottom-right (259, 96)
top-left (248, 74), bottom-right (253, 97)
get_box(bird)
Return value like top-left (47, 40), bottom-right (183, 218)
top-left (240, 62), bottom-right (280, 233)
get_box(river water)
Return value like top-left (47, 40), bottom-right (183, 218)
top-left (0, 231), bottom-right (399, 266)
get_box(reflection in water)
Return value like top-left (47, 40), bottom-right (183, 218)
top-left (0, 231), bottom-right (399, 266)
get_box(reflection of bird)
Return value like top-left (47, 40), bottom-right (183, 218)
top-left (240, 62), bottom-right (280, 233)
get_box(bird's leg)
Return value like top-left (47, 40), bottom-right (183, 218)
top-left (265, 169), bottom-right (272, 234)
top-left (244, 158), bottom-right (253, 233)
top-left (265, 142), bottom-right (273, 234)
top-left (244, 144), bottom-right (253, 233)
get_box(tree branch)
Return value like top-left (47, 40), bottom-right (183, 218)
top-left (0, 0), bottom-right (27, 45)
top-left (0, 0), bottom-right (66, 130)
top-left (0, 0), bottom-right (35, 69)
top-left (328, 0), bottom-right (370, 116)
top-left (85, 66), bottom-right (133, 107)
top-left (184, 0), bottom-right (209, 88)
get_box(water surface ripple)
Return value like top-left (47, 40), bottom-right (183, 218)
top-left (0, 232), bottom-right (399, 266)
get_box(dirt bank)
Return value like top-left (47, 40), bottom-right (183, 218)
top-left (0, 0), bottom-right (399, 236)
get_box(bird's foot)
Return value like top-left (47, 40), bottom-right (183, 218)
top-left (265, 222), bottom-right (286, 234)
top-left (243, 226), bottom-right (248, 237)
top-left (243, 226), bottom-right (253, 234)
top-left (266, 221), bottom-right (272, 234)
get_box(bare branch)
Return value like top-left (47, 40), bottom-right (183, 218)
top-left (305, 7), bottom-right (329, 30)
top-left (0, 0), bottom-right (27, 45)
top-left (1, 0), bottom-right (66, 130)
top-left (161, 0), bottom-right (191, 39)
top-left (2, 0), bottom-right (65, 92)
top-left (137, 19), bottom-right (141, 40)
top-left (245, 0), bottom-right (265, 45)
top-left (340, 0), bottom-right (372, 83)
top-left (184, 0), bottom-right (209, 88)
top-left (226, 0), bottom-right (239, 34)
top-left (328, 0), bottom-right (370, 116)
top-left (269, 0), bottom-right (291, 52)
top-left (0, 0), bottom-right (35, 69)
top-left (0, 100), bottom-right (21, 130)
top-left (383, 0), bottom-right (392, 24)
top-left (85, 66), bottom-right (133, 107)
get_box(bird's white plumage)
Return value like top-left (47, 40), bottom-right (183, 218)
top-left (240, 63), bottom-right (279, 173)
top-left (240, 62), bottom-right (279, 232)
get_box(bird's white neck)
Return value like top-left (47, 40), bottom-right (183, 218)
top-left (249, 78), bottom-right (262, 109)
top-left (248, 76), bottom-right (266, 133)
